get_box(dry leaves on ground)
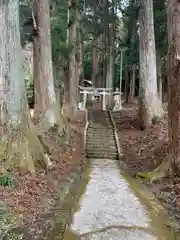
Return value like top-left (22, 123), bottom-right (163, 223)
top-left (113, 103), bottom-right (180, 225)
top-left (0, 111), bottom-right (86, 239)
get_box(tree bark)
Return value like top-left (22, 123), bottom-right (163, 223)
top-left (33, 0), bottom-right (60, 127)
top-left (124, 64), bottom-right (129, 103)
top-left (67, 0), bottom-right (78, 119)
top-left (139, 0), bottom-right (163, 129)
top-left (102, 30), bottom-right (107, 88)
top-left (106, 23), bottom-right (115, 89)
top-left (156, 53), bottom-right (163, 102)
top-left (78, 26), bottom-right (84, 86)
top-left (0, 0), bottom-right (50, 174)
top-left (128, 64), bottom-right (136, 103)
top-left (119, 49), bottom-right (123, 94)
top-left (167, 0), bottom-right (180, 172)
top-left (92, 40), bottom-right (99, 87)
top-left (92, 35), bottom-right (102, 88)
top-left (157, 70), bottom-right (163, 102)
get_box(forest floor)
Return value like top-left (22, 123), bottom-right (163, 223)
top-left (113, 102), bottom-right (180, 229)
top-left (0, 110), bottom-right (86, 239)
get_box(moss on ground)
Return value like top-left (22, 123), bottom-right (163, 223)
top-left (136, 158), bottom-right (171, 183)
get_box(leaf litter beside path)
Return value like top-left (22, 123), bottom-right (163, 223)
top-left (0, 111), bottom-right (86, 239)
top-left (112, 103), bottom-right (180, 229)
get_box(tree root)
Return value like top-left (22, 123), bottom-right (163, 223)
top-left (0, 103), bottom-right (73, 174)
top-left (62, 102), bottom-right (77, 122)
top-left (136, 171), bottom-right (166, 183)
top-left (136, 158), bottom-right (171, 183)
top-left (0, 113), bottom-right (53, 175)
top-left (35, 103), bottom-right (70, 144)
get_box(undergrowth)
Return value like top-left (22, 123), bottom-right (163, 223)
top-left (0, 173), bottom-right (13, 186)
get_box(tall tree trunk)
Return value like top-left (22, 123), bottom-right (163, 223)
top-left (167, 0), bottom-right (180, 172)
top-left (139, 0), bottom-right (163, 129)
top-left (124, 64), bottom-right (129, 103)
top-left (92, 40), bottom-right (99, 87)
top-left (67, 0), bottom-right (78, 119)
top-left (102, 30), bottom-right (107, 88)
top-left (98, 37), bottom-right (103, 88)
top-left (156, 53), bottom-right (163, 102)
top-left (106, 24), bottom-right (115, 89)
top-left (78, 27), bottom-right (84, 86)
top-left (64, 2), bottom-right (70, 106)
top-left (157, 70), bottom-right (163, 102)
top-left (106, 25), bottom-right (110, 88)
top-left (119, 49), bottom-right (123, 94)
top-left (33, 0), bottom-right (61, 128)
top-left (128, 64), bottom-right (136, 103)
top-left (0, 0), bottom-right (50, 174)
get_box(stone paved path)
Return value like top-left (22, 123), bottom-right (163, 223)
top-left (65, 159), bottom-right (173, 240)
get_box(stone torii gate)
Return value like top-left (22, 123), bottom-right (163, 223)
top-left (78, 86), bottom-right (113, 110)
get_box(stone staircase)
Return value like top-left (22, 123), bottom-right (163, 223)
top-left (86, 110), bottom-right (118, 159)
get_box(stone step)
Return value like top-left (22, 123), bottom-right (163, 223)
top-left (86, 150), bottom-right (117, 154)
top-left (87, 137), bottom-right (116, 142)
top-left (88, 126), bottom-right (113, 130)
top-left (88, 111), bottom-right (110, 115)
top-left (87, 135), bottom-right (115, 140)
top-left (89, 117), bottom-right (111, 120)
top-left (88, 116), bottom-right (111, 121)
top-left (89, 112), bottom-right (110, 116)
top-left (88, 125), bottom-right (112, 129)
top-left (88, 136), bottom-right (114, 140)
top-left (86, 153), bottom-right (118, 158)
top-left (87, 132), bottom-right (115, 136)
top-left (88, 119), bottom-right (110, 122)
top-left (88, 127), bottom-right (114, 131)
top-left (86, 152), bottom-right (118, 157)
top-left (87, 145), bottom-right (116, 149)
top-left (89, 116), bottom-right (111, 121)
top-left (87, 144), bottom-right (116, 149)
top-left (89, 121), bottom-right (111, 124)
top-left (86, 135), bottom-right (116, 142)
top-left (87, 138), bottom-right (115, 143)
top-left (88, 128), bottom-right (114, 132)
top-left (86, 145), bottom-right (117, 150)
top-left (86, 149), bottom-right (118, 155)
top-left (88, 128), bottom-right (114, 131)
top-left (89, 115), bottom-right (110, 119)
top-left (87, 144), bottom-right (117, 150)
top-left (88, 130), bottom-right (114, 133)
top-left (87, 133), bottom-right (115, 138)
top-left (89, 122), bottom-right (113, 128)
top-left (89, 116), bottom-right (111, 119)
top-left (86, 110), bottom-right (118, 160)
top-left (86, 153), bottom-right (118, 159)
